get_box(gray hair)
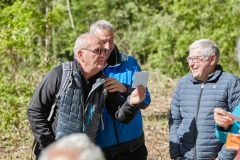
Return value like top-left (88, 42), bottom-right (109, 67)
top-left (73, 33), bottom-right (93, 58)
top-left (189, 39), bottom-right (220, 63)
top-left (39, 133), bottom-right (105, 160)
top-left (90, 20), bottom-right (114, 34)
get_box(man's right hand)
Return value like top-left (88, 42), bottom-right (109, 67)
top-left (104, 78), bottom-right (127, 93)
top-left (129, 85), bottom-right (146, 105)
top-left (214, 108), bottom-right (234, 127)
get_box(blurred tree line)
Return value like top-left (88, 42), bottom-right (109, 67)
top-left (0, 0), bottom-right (240, 146)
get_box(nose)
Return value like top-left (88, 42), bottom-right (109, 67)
top-left (98, 52), bottom-right (105, 57)
top-left (104, 42), bottom-right (110, 50)
top-left (99, 55), bottom-right (105, 58)
top-left (188, 60), bottom-right (194, 67)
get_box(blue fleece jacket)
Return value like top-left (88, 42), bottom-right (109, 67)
top-left (95, 51), bottom-right (151, 156)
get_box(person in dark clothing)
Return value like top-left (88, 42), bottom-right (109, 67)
top-left (27, 33), bottom-right (146, 159)
top-left (90, 20), bottom-right (151, 160)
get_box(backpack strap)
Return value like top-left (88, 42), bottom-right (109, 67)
top-left (47, 61), bottom-right (73, 121)
top-left (32, 60), bottom-right (73, 154)
top-left (100, 87), bottom-right (108, 130)
top-left (30, 138), bottom-right (37, 160)
top-left (112, 117), bottom-right (121, 149)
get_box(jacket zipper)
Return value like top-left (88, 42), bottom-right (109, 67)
top-left (194, 83), bottom-right (204, 159)
top-left (82, 78), bottom-right (105, 131)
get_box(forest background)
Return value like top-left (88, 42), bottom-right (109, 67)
top-left (1, 0), bottom-right (240, 159)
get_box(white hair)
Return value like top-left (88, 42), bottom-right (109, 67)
top-left (90, 20), bottom-right (114, 34)
top-left (73, 33), bottom-right (101, 59)
top-left (189, 39), bottom-right (220, 63)
top-left (39, 133), bottom-right (105, 160)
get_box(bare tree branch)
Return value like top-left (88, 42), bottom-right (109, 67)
top-left (237, 37), bottom-right (240, 68)
top-left (66, 0), bottom-right (75, 29)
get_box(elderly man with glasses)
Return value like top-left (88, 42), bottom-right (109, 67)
top-left (168, 39), bottom-right (240, 160)
top-left (27, 33), bottom-right (146, 160)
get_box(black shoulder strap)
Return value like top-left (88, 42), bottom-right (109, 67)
top-left (32, 60), bottom-right (73, 154)
top-left (47, 61), bottom-right (73, 121)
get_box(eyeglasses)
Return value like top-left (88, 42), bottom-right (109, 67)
top-left (186, 55), bottom-right (207, 63)
top-left (81, 48), bottom-right (107, 56)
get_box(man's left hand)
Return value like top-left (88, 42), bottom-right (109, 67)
top-left (129, 85), bottom-right (146, 105)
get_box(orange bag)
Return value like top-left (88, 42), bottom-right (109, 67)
top-left (226, 133), bottom-right (240, 150)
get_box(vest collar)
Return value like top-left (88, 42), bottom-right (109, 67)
top-left (105, 44), bottom-right (121, 68)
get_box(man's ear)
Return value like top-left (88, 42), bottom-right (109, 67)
top-left (210, 54), bottom-right (217, 65)
top-left (78, 50), bottom-right (84, 61)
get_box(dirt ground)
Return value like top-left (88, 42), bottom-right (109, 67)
top-left (0, 72), bottom-right (175, 160)
top-left (141, 72), bottom-right (175, 160)
top-left (142, 95), bottom-right (172, 160)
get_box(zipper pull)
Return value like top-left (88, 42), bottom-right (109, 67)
top-left (86, 103), bottom-right (93, 125)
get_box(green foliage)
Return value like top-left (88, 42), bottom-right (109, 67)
top-left (145, 0), bottom-right (240, 77)
top-left (1, 0), bottom-right (240, 156)
top-left (0, 0), bottom-right (66, 148)
top-left (56, 0), bottom-right (240, 77)
top-left (0, 72), bottom-right (34, 135)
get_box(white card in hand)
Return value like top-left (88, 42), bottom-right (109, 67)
top-left (224, 111), bottom-right (240, 121)
top-left (132, 72), bottom-right (149, 88)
